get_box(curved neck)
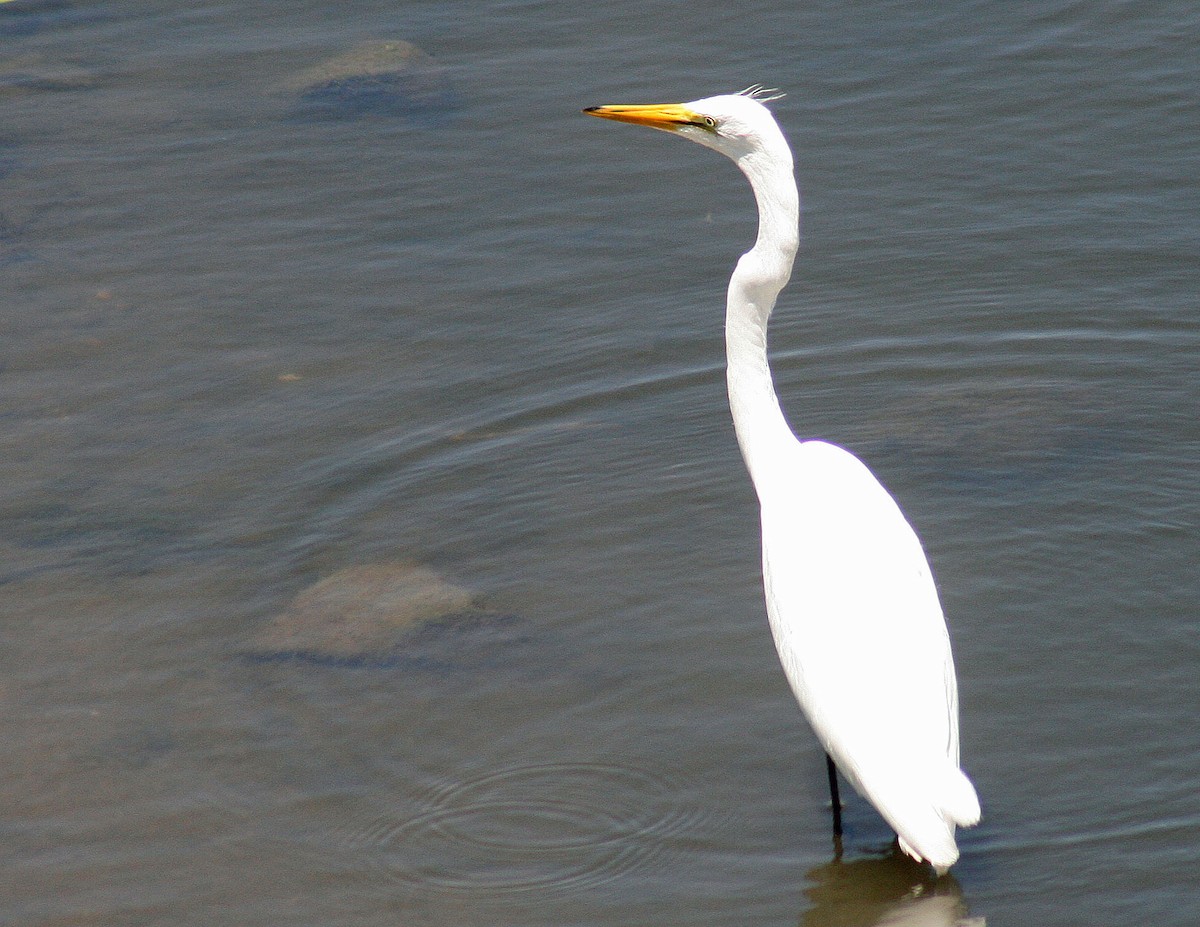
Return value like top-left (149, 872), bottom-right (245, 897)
top-left (725, 147), bottom-right (800, 498)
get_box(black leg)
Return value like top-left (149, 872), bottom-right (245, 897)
top-left (825, 752), bottom-right (843, 837)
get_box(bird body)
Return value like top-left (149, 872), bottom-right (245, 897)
top-left (759, 438), bottom-right (978, 870)
top-left (585, 90), bottom-right (979, 872)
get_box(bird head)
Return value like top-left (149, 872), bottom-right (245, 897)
top-left (584, 87), bottom-right (788, 164)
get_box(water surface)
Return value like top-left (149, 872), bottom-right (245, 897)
top-left (2, 1), bottom-right (1198, 924)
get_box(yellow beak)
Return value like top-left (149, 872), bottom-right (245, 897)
top-left (583, 103), bottom-right (706, 132)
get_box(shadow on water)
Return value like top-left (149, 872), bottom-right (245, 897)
top-left (802, 845), bottom-right (984, 927)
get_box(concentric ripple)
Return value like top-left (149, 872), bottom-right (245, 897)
top-left (345, 762), bottom-right (705, 894)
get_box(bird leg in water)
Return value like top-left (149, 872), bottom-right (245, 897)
top-left (826, 753), bottom-right (844, 837)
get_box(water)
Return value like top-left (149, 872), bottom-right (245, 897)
top-left (2, 1), bottom-right (1197, 924)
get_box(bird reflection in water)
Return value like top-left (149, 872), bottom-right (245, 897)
top-left (801, 845), bottom-right (985, 927)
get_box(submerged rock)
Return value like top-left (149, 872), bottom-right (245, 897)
top-left (281, 40), bottom-right (460, 124)
top-left (250, 561), bottom-right (475, 661)
top-left (877, 383), bottom-right (1106, 488)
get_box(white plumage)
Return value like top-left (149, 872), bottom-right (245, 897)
top-left (586, 91), bottom-right (979, 872)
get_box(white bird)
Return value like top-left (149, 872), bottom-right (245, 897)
top-left (585, 89), bottom-right (980, 873)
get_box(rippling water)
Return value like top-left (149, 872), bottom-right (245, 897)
top-left (2, 1), bottom-right (1198, 924)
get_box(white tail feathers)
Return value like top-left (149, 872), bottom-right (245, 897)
top-left (937, 764), bottom-right (982, 827)
top-left (892, 763), bottom-right (981, 873)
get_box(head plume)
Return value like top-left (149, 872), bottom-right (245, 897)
top-left (738, 85), bottom-right (786, 103)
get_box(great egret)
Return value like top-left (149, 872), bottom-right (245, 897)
top-left (584, 89), bottom-right (980, 873)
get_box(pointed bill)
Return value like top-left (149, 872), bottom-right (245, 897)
top-left (583, 103), bottom-right (708, 132)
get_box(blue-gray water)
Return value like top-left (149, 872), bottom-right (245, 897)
top-left (2, 1), bottom-right (1198, 925)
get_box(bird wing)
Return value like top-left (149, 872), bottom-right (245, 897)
top-left (758, 439), bottom-right (973, 864)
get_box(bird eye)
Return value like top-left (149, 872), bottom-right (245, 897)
top-left (702, 115), bottom-right (717, 128)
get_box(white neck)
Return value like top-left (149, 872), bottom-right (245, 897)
top-left (725, 146), bottom-right (801, 499)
